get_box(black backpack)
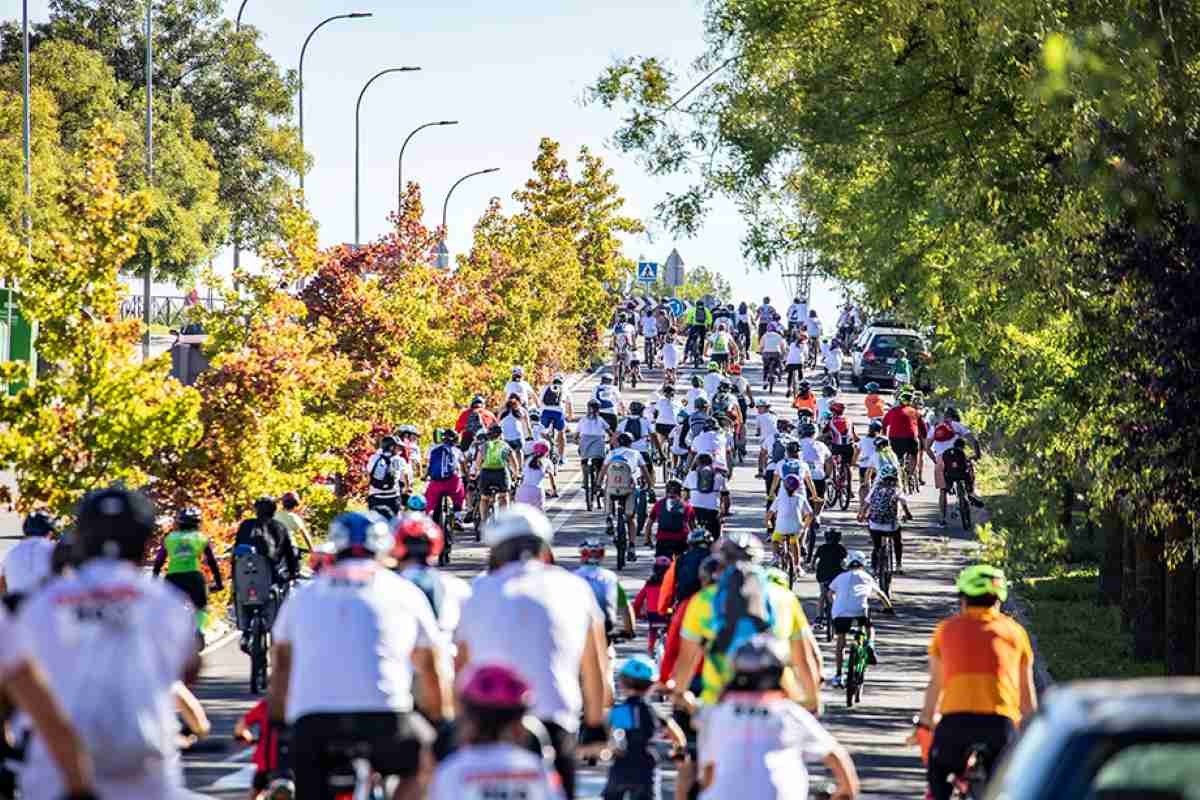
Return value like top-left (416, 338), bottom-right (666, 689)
top-left (694, 306), bottom-right (710, 325)
top-left (674, 546), bottom-right (709, 603)
top-left (624, 417), bottom-right (643, 441)
top-left (658, 499), bottom-right (686, 532)
top-left (542, 386), bottom-right (562, 407)
top-left (369, 453), bottom-right (397, 491)
top-left (247, 522), bottom-right (279, 563)
top-left (771, 436), bottom-right (788, 463)
top-left (696, 466), bottom-right (716, 494)
top-left (464, 412), bottom-right (484, 440)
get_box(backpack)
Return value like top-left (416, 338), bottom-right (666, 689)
top-left (868, 483), bottom-right (899, 526)
top-left (428, 444), bottom-right (456, 481)
top-left (771, 437), bottom-right (788, 463)
top-left (694, 305), bottom-right (710, 325)
top-left (829, 416), bottom-right (851, 445)
top-left (696, 465), bottom-right (716, 494)
top-left (712, 393), bottom-right (733, 417)
top-left (942, 447), bottom-right (969, 480)
top-left (607, 458), bottom-right (636, 497)
top-left (542, 386), bottom-right (562, 407)
top-left (623, 417), bottom-right (644, 441)
top-left (709, 562), bottom-right (775, 660)
top-left (688, 413), bottom-right (710, 437)
top-left (369, 453), bottom-right (397, 492)
top-left (464, 411), bottom-right (485, 440)
top-left (780, 458), bottom-right (804, 479)
top-left (674, 546), bottom-right (709, 604)
top-left (482, 439), bottom-right (510, 471)
top-left (659, 499), bottom-right (686, 532)
top-left (932, 421), bottom-right (957, 443)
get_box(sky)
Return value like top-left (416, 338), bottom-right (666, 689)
top-left (15, 0), bottom-right (845, 320)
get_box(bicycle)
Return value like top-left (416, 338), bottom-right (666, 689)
top-left (829, 452), bottom-right (852, 511)
top-left (433, 493), bottom-right (457, 566)
top-left (629, 359), bottom-right (642, 390)
top-left (633, 476), bottom-right (654, 540)
top-left (608, 494), bottom-right (635, 571)
top-left (902, 452), bottom-right (920, 495)
top-left (843, 620), bottom-right (870, 708)
top-left (644, 333), bottom-right (657, 370)
top-left (947, 743), bottom-right (992, 800)
top-left (762, 355), bottom-right (781, 393)
top-left (614, 349), bottom-right (629, 392)
top-left (816, 582), bottom-right (834, 643)
top-left (950, 475), bottom-right (973, 531)
top-left (233, 548), bottom-right (279, 695)
top-left (873, 532), bottom-right (896, 599)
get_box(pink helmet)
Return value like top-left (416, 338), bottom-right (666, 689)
top-left (460, 664), bottom-right (533, 711)
top-left (531, 441), bottom-right (550, 458)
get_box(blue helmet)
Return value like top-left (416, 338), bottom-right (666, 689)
top-left (406, 495), bottom-right (428, 512)
top-left (618, 655), bottom-right (656, 684)
top-left (328, 511), bottom-right (394, 558)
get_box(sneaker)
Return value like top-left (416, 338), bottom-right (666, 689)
top-left (627, 548), bottom-right (638, 562)
top-left (970, 495), bottom-right (985, 508)
top-left (239, 632), bottom-right (251, 654)
top-left (754, 471), bottom-right (764, 479)
top-left (830, 675), bottom-right (843, 688)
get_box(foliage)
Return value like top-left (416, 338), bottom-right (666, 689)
top-left (0, 122), bottom-right (201, 515)
top-left (642, 262), bottom-right (732, 302)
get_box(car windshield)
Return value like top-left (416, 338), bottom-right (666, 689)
top-left (869, 334), bottom-right (924, 356)
top-left (1089, 740), bottom-right (1200, 800)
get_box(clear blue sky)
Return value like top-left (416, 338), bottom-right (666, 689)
top-left (22, 0), bottom-right (844, 319)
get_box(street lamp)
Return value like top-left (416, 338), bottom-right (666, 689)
top-left (437, 168), bottom-right (499, 269)
top-left (397, 120), bottom-right (458, 212)
top-left (299, 12), bottom-right (372, 191)
top-left (142, 1), bottom-right (153, 360)
top-left (355, 67), bottom-right (421, 246)
top-left (235, 0), bottom-right (251, 29)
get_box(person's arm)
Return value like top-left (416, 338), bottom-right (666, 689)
top-left (919, 654), bottom-right (943, 727)
top-left (152, 543), bottom-right (168, 577)
top-left (6, 660), bottom-right (95, 794)
top-left (174, 680), bottom-right (211, 737)
top-left (581, 619), bottom-right (610, 721)
top-left (662, 713), bottom-right (688, 749)
top-left (1019, 653), bottom-right (1038, 721)
top-left (790, 634), bottom-right (823, 716)
top-left (671, 638), bottom-right (704, 710)
top-left (822, 742), bottom-right (861, 800)
top-left (412, 646), bottom-right (452, 722)
top-left (267, 642), bottom-right (291, 721)
top-left (203, 544), bottom-right (224, 589)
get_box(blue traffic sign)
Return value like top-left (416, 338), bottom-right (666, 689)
top-left (637, 261), bottom-right (659, 283)
top-left (667, 298), bottom-right (686, 317)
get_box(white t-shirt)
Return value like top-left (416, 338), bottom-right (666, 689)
top-left (613, 323), bottom-right (635, 349)
top-left (1, 537), bottom-right (56, 595)
top-left (686, 387), bottom-right (709, 413)
top-left (799, 438), bottom-right (832, 481)
top-left (653, 397), bottom-right (678, 426)
top-left (504, 380), bottom-right (536, 407)
top-left (456, 561), bottom-right (602, 730)
top-left (786, 342), bottom-right (805, 365)
top-left (432, 742), bottom-right (565, 800)
top-left (703, 372), bottom-right (723, 398)
top-left (816, 397), bottom-right (832, 422)
top-left (499, 411), bottom-right (527, 442)
top-left (823, 347), bottom-right (842, 373)
top-left (366, 451), bottom-right (407, 496)
top-left (594, 384), bottom-right (622, 412)
top-left (771, 491), bottom-right (812, 535)
top-left (759, 303), bottom-right (777, 322)
top-left (618, 417), bottom-right (651, 452)
top-left (604, 446), bottom-right (644, 470)
top-left (576, 415), bottom-right (611, 439)
top-left (522, 463), bottom-right (546, 489)
top-left (662, 342), bottom-right (680, 369)
top-left (759, 331), bottom-right (785, 354)
top-left (17, 559), bottom-right (195, 800)
top-left (690, 430), bottom-right (728, 470)
top-left (684, 468), bottom-right (727, 510)
top-left (856, 435), bottom-right (878, 468)
top-left (930, 420), bottom-right (971, 458)
top-left (786, 302), bottom-right (806, 323)
top-left (806, 317), bottom-right (822, 337)
top-left (273, 559), bottom-right (440, 722)
top-left (0, 609), bottom-right (24, 680)
top-left (757, 411), bottom-right (778, 444)
top-left (698, 693), bottom-right (834, 800)
top-left (641, 314), bottom-right (658, 337)
top-left (830, 569), bottom-right (881, 619)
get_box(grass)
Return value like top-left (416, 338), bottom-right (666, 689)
top-left (1021, 569), bottom-right (1165, 681)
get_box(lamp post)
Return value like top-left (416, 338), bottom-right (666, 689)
top-left (437, 168), bottom-right (499, 269)
top-left (235, 0), bottom-right (251, 29)
top-left (354, 66), bottom-right (421, 246)
top-left (397, 120), bottom-right (457, 212)
top-left (142, 1), bottom-right (153, 360)
top-left (299, 12), bottom-right (372, 191)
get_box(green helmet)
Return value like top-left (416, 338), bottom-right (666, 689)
top-left (765, 567), bottom-right (790, 590)
top-left (956, 564), bottom-right (1008, 602)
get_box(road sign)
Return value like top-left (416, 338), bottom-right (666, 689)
top-left (667, 298), bottom-right (686, 318)
top-left (637, 261), bottom-right (659, 283)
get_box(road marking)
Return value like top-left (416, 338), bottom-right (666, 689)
top-left (201, 629), bottom-right (240, 657)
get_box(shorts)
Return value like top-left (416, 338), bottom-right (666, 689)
top-left (929, 714), bottom-right (1017, 800)
top-left (771, 528), bottom-right (801, 544)
top-left (830, 443), bottom-right (854, 461)
top-left (165, 570), bottom-right (209, 611)
top-left (367, 494), bottom-right (401, 515)
top-left (541, 409), bottom-right (566, 431)
top-left (425, 475), bottom-right (466, 511)
top-left (655, 423), bottom-right (676, 438)
top-left (253, 770), bottom-right (271, 792)
top-left (478, 468), bottom-right (510, 496)
top-left (713, 352), bottom-right (729, 367)
top-left (600, 412), bottom-right (619, 432)
top-left (655, 537), bottom-right (687, 559)
top-left (890, 437), bottom-right (919, 461)
top-left (694, 507), bottom-right (721, 538)
top-left (858, 466), bottom-right (873, 483)
top-left (934, 453), bottom-right (969, 490)
top-left (833, 615), bottom-right (870, 634)
top-left (292, 711), bottom-right (434, 800)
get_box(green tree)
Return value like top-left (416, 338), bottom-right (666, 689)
top-left (643, 262), bottom-right (731, 302)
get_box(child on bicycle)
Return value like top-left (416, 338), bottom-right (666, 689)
top-left (632, 557), bottom-right (673, 657)
top-left (604, 656), bottom-right (687, 800)
top-left (767, 474), bottom-right (813, 574)
top-left (829, 551), bottom-right (893, 688)
top-left (859, 461), bottom-right (914, 574)
top-left (233, 699), bottom-right (287, 799)
top-left (813, 528), bottom-right (848, 626)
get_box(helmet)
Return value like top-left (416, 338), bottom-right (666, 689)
top-left (719, 532), bottom-right (764, 563)
top-left (785, 441), bottom-right (801, 456)
top-left (878, 461), bottom-right (899, 480)
top-left (308, 541), bottom-right (336, 574)
top-left (687, 528), bottom-right (710, 546)
top-left (830, 401), bottom-right (846, 415)
top-left (460, 664), bottom-right (533, 711)
top-left (944, 406), bottom-right (961, 422)
top-left (798, 422), bottom-right (816, 438)
top-left (844, 550), bottom-right (867, 568)
top-left (618, 655), bottom-right (656, 684)
top-left (777, 418), bottom-right (794, 430)
top-left (487, 424), bottom-right (503, 438)
top-left (661, 384), bottom-right (675, 396)
top-left (797, 381), bottom-right (810, 393)
top-left (553, 374), bottom-right (565, 384)
top-left (731, 634), bottom-right (788, 675)
top-left (280, 491), bottom-right (301, 510)
top-left (531, 441), bottom-right (550, 458)
top-left (396, 424), bottom-right (418, 437)
top-left (694, 397), bottom-right (709, 410)
top-left (587, 399), bottom-right (601, 412)
top-left (617, 432), bottom-right (634, 447)
top-left (756, 397), bottom-right (770, 408)
top-left (265, 778), bottom-right (296, 799)
top-left (707, 362), bottom-right (719, 371)
top-left (822, 385), bottom-right (837, 397)
top-left (254, 495), bottom-right (277, 518)
top-left (629, 400), bottom-right (645, 415)
top-left (390, 513), bottom-right (444, 563)
top-left (381, 435), bottom-right (398, 451)
top-left (511, 365), bottom-right (525, 377)
top-left (691, 375), bottom-right (702, 388)
top-left (406, 495), bottom-right (428, 512)
top-left (470, 394), bottom-right (485, 407)
top-left (579, 538), bottom-right (605, 564)
top-left (329, 512), bottom-right (394, 558)
top-left (868, 420), bottom-right (883, 434)
top-left (824, 527), bottom-right (842, 543)
top-left (718, 381), bottom-right (733, 393)
top-left (441, 429), bottom-right (460, 444)
top-left (665, 478), bottom-right (683, 495)
top-left (483, 504), bottom-right (554, 548)
top-left (865, 382), bottom-right (880, 393)
top-left (175, 506), bottom-right (202, 530)
top-left (22, 510), bottom-right (56, 538)
top-left (764, 567), bottom-right (789, 589)
top-left (957, 564), bottom-right (1008, 602)
top-left (728, 363), bottom-right (742, 375)
top-left (601, 373), bottom-right (614, 384)
top-left (763, 296), bottom-right (771, 304)
top-left (529, 408), bottom-right (541, 421)
top-left (699, 555), bottom-right (722, 584)
top-left (653, 556), bottom-right (671, 573)
top-left (782, 474), bottom-right (801, 492)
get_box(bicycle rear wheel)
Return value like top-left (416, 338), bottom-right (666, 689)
top-left (958, 482), bottom-right (973, 531)
top-left (616, 512), bottom-right (628, 571)
top-left (584, 462), bottom-right (595, 511)
top-left (845, 652), bottom-right (859, 708)
top-left (250, 622), bottom-right (269, 695)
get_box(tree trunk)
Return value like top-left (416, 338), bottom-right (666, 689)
top-left (1121, 517), bottom-right (1138, 632)
top-left (1099, 499), bottom-right (1124, 607)
top-left (1165, 520), bottom-right (1197, 675)
top-left (1133, 534), bottom-right (1165, 661)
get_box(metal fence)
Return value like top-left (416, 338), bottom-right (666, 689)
top-left (119, 295), bottom-right (225, 328)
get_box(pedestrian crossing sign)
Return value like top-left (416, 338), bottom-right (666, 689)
top-left (637, 261), bottom-right (659, 283)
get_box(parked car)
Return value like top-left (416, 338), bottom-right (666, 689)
top-left (850, 325), bottom-right (930, 389)
top-left (984, 678), bottom-right (1200, 800)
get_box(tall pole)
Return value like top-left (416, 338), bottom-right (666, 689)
top-left (12, 0), bottom-right (31, 369)
top-left (354, 67), bottom-right (420, 246)
top-left (397, 120), bottom-right (458, 213)
top-left (233, 0), bottom-right (251, 282)
top-left (442, 168), bottom-right (500, 234)
top-left (235, 0), bottom-right (251, 29)
top-left (299, 12), bottom-right (372, 192)
top-left (142, 1), bottom-right (153, 360)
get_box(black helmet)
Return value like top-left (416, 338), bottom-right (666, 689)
top-left (617, 432), bottom-right (634, 448)
top-left (691, 376), bottom-right (702, 388)
top-left (824, 527), bottom-right (842, 543)
top-left (254, 495), bottom-right (277, 518)
top-left (487, 424), bottom-right (503, 438)
top-left (629, 400), bottom-right (645, 415)
top-left (76, 486), bottom-right (157, 563)
top-left (665, 478), bottom-right (683, 495)
top-left (587, 399), bottom-right (601, 411)
top-left (175, 506), bottom-right (202, 530)
top-left (797, 381), bottom-right (811, 393)
top-left (470, 395), bottom-right (485, 408)
top-left (381, 435), bottom-right (398, 451)
top-left (868, 419), bottom-right (883, 434)
top-left (699, 555), bottom-right (722, 584)
top-left (786, 441), bottom-right (801, 456)
top-left (601, 373), bottom-right (614, 384)
top-left (799, 422), bottom-right (817, 438)
top-left (694, 397), bottom-right (709, 410)
top-left (22, 510), bottom-right (56, 538)
top-left (662, 384), bottom-right (675, 396)
top-left (944, 406), bottom-right (961, 422)
top-left (441, 429), bottom-right (460, 444)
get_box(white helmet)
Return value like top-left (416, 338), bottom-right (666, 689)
top-left (512, 366), bottom-right (525, 377)
top-left (483, 504), bottom-right (554, 548)
top-left (719, 532), bottom-right (765, 563)
top-left (844, 550), bottom-right (867, 568)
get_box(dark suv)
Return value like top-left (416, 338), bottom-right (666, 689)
top-left (850, 326), bottom-right (930, 389)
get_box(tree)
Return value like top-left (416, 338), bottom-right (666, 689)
top-left (643, 262), bottom-right (732, 302)
top-left (0, 122), bottom-right (202, 514)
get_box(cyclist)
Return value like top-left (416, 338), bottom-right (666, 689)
top-left (642, 479), bottom-right (695, 558)
top-left (499, 394), bottom-right (533, 457)
top-left (797, 421), bottom-right (833, 518)
top-left (476, 424), bottom-right (520, 523)
top-left (859, 461), bottom-right (913, 575)
top-left (882, 389), bottom-right (926, 483)
top-left (683, 301), bottom-right (712, 364)
top-left (816, 382), bottom-right (837, 423)
top-left (0, 511), bottom-right (58, 610)
top-left (754, 397), bottom-right (777, 479)
top-left (632, 558), bottom-right (673, 654)
top-left (594, 373), bottom-right (624, 432)
top-left (891, 347), bottom-right (913, 391)
top-left (603, 656), bottom-right (687, 800)
top-left (813, 528), bottom-right (848, 626)
top-left (617, 400), bottom-right (654, 472)
top-left (919, 565), bottom-right (1036, 800)
top-left (707, 323), bottom-right (738, 370)
top-left (702, 361), bottom-right (724, 399)
top-left (823, 338), bottom-right (843, 379)
top-left (697, 636), bottom-right (859, 800)
top-left (234, 496), bottom-right (301, 587)
top-left (756, 296), bottom-right (778, 339)
top-left (854, 420), bottom-right (882, 505)
top-left (785, 296), bottom-right (807, 337)
top-left (430, 665), bottom-right (563, 800)
top-left (684, 452), bottom-right (726, 539)
top-left (395, 423), bottom-right (423, 476)
top-left (728, 363), bottom-right (753, 422)
top-left (612, 314), bottom-right (637, 376)
top-left (768, 434), bottom-right (816, 507)
top-left (685, 375), bottom-right (708, 415)
top-left (391, 514), bottom-right (472, 671)
top-left (785, 330), bottom-right (806, 391)
top-left (504, 365), bottom-right (537, 408)
top-left (600, 433), bottom-right (650, 554)
top-left (270, 511), bottom-right (450, 798)
top-left (16, 486), bottom-right (200, 800)
top-left (455, 395), bottom-right (498, 451)
top-left (758, 323), bottom-right (786, 388)
top-left (650, 384), bottom-right (679, 466)
top-left (829, 550), bottom-right (892, 688)
top-left (805, 310), bottom-right (823, 363)
top-left (669, 408), bottom-right (692, 478)
top-left (863, 381), bottom-right (886, 421)
top-left (578, 397), bottom-right (612, 486)
top-left (456, 507), bottom-right (611, 799)
top-left (928, 406), bottom-right (985, 526)
top-left (767, 474), bottom-right (813, 571)
top-left (275, 491), bottom-right (314, 553)
top-left (366, 434), bottom-right (408, 516)
top-left (539, 374), bottom-right (575, 464)
top-left (661, 331), bottom-right (680, 385)
top-left (152, 506), bottom-right (224, 634)
top-left (639, 306), bottom-right (659, 363)
top-left (516, 441), bottom-right (552, 509)
top-left (735, 301), bottom-right (752, 354)
top-left (791, 380), bottom-right (817, 420)
top-left (576, 540), bottom-right (634, 653)
top-left (425, 429), bottom-right (468, 530)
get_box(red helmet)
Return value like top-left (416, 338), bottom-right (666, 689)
top-left (460, 664), bottom-right (533, 711)
top-left (830, 402), bottom-right (846, 415)
top-left (579, 539), bottom-right (605, 563)
top-left (389, 513), bottom-right (444, 563)
top-left (727, 363), bottom-right (742, 375)
top-left (531, 441), bottom-right (550, 458)
top-left (308, 542), bottom-right (336, 575)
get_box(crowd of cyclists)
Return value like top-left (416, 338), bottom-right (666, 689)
top-left (0, 293), bottom-right (1036, 800)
